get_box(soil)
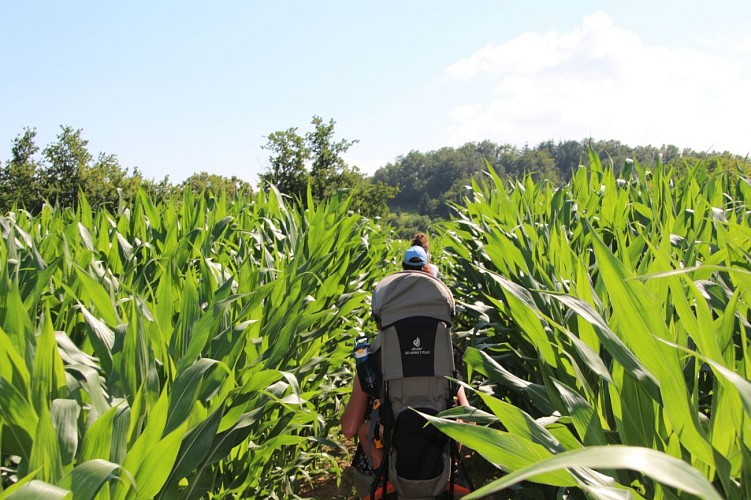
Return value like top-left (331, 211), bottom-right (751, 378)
top-left (297, 438), bottom-right (360, 499)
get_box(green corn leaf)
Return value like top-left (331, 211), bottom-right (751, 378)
top-left (5, 479), bottom-right (71, 499)
top-left (550, 378), bottom-right (608, 446)
top-left (613, 367), bottom-right (657, 448)
top-left (136, 187), bottom-right (163, 232)
top-left (65, 364), bottom-right (111, 423)
top-left (417, 412), bottom-right (577, 487)
top-left (28, 256), bottom-right (61, 315)
top-left (176, 291), bottom-right (239, 373)
top-left (204, 407), bottom-right (266, 466)
top-left (73, 264), bottom-right (119, 326)
top-left (28, 403), bottom-right (64, 484)
top-left (53, 330), bottom-right (99, 369)
top-left (587, 219), bottom-right (716, 465)
top-left (437, 404), bottom-right (498, 425)
top-left (660, 338), bottom-right (751, 418)
top-left (78, 305), bottom-right (115, 373)
top-left (1, 274), bottom-right (35, 362)
top-left (110, 404), bottom-right (130, 465)
top-left (239, 369), bottom-right (286, 394)
top-left (164, 358), bottom-right (220, 436)
top-left (485, 273), bottom-right (559, 366)
top-left (77, 221), bottom-right (94, 251)
top-left (31, 307), bottom-right (67, 415)
top-left (50, 399), bottom-right (81, 465)
top-left (153, 260), bottom-right (175, 347)
top-left (462, 445), bottom-right (723, 500)
top-left (126, 412), bottom-right (189, 498)
top-left (0, 325), bottom-right (31, 396)
top-left (473, 390), bottom-right (572, 452)
top-left (79, 404), bottom-right (120, 462)
top-left (172, 270), bottom-right (200, 361)
top-left (463, 347), bottom-right (554, 415)
top-left (546, 293), bottom-right (660, 402)
top-left (114, 388), bottom-right (172, 499)
top-left (165, 405), bottom-right (224, 490)
top-left (0, 377), bottom-right (37, 461)
top-left (58, 459), bottom-right (135, 500)
top-left (78, 192), bottom-right (93, 229)
top-left (120, 300), bottom-right (158, 404)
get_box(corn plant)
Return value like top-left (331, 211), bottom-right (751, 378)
top-left (436, 151), bottom-right (751, 499)
top-left (0, 186), bottom-right (389, 498)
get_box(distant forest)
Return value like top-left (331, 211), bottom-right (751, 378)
top-left (374, 139), bottom-right (750, 220)
top-left (2, 122), bottom-right (749, 232)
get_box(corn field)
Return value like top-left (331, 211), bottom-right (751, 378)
top-left (1, 152), bottom-right (751, 498)
top-left (433, 152), bottom-right (751, 499)
top-left (0, 187), bottom-right (392, 498)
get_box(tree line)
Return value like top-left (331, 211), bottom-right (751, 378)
top-left (0, 126), bottom-right (253, 214)
top-left (374, 139), bottom-right (751, 220)
top-left (2, 119), bottom-right (748, 224)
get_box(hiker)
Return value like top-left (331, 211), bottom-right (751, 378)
top-left (341, 244), bottom-right (468, 498)
top-left (410, 232), bottom-right (440, 279)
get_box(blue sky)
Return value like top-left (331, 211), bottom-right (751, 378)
top-left (2, 1), bottom-right (750, 184)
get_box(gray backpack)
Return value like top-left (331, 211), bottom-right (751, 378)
top-left (370, 270), bottom-right (457, 499)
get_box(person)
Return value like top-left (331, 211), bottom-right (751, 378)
top-left (410, 232), bottom-right (440, 279)
top-left (341, 244), bottom-right (468, 498)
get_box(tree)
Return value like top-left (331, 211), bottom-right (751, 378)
top-left (260, 116), bottom-right (359, 201)
top-left (180, 171), bottom-right (253, 198)
top-left (373, 151), bottom-right (428, 212)
top-left (0, 128), bottom-right (43, 212)
top-left (139, 173), bottom-right (175, 205)
top-left (260, 116), bottom-right (394, 216)
top-left (41, 126), bottom-right (92, 208)
top-left (80, 153), bottom-right (143, 211)
top-left (306, 116), bottom-right (358, 200)
top-left (555, 140), bottom-right (586, 181)
top-left (259, 127), bottom-right (310, 200)
top-left (511, 146), bottom-right (559, 184)
top-left (374, 142), bottom-right (509, 217)
top-left (350, 179), bottom-right (399, 219)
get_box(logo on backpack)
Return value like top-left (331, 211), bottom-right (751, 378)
top-left (406, 335), bottom-right (430, 356)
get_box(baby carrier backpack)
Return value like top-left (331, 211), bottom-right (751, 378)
top-left (368, 270), bottom-right (459, 499)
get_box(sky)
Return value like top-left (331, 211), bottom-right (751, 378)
top-left (1, 1), bottom-right (750, 185)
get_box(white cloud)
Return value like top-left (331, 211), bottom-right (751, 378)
top-left (730, 34), bottom-right (751, 54)
top-left (445, 11), bottom-right (751, 156)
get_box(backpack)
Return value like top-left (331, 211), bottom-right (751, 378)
top-left (369, 270), bottom-right (458, 499)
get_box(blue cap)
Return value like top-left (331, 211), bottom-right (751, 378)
top-left (403, 245), bottom-right (428, 266)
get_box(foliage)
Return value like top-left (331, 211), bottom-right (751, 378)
top-left (178, 171), bottom-right (253, 199)
top-left (0, 187), bottom-right (391, 497)
top-left (259, 126), bottom-right (310, 200)
top-left (385, 212), bottom-right (439, 240)
top-left (41, 126), bottom-right (92, 209)
top-left (4, 124), bottom-right (749, 224)
top-left (0, 127), bottom-right (254, 215)
top-left (259, 116), bottom-right (396, 218)
top-left (373, 139), bottom-right (751, 220)
top-left (431, 151), bottom-right (751, 498)
top-left (306, 116), bottom-right (359, 201)
top-left (3, 138), bottom-right (751, 498)
top-left (0, 128), bottom-right (43, 212)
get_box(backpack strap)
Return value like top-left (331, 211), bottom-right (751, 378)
top-left (369, 383), bottom-right (393, 500)
top-left (365, 399), bottom-right (384, 465)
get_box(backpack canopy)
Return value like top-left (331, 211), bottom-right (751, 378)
top-left (371, 270), bottom-right (455, 327)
